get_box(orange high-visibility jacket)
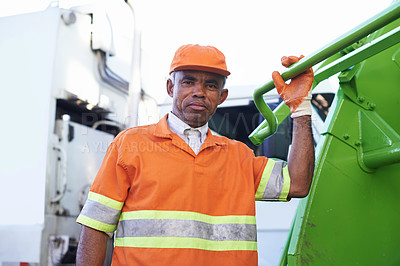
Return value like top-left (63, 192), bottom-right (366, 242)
top-left (77, 115), bottom-right (290, 265)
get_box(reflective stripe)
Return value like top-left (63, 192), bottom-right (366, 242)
top-left (256, 160), bottom-right (291, 201)
top-left (255, 159), bottom-right (275, 200)
top-left (115, 210), bottom-right (257, 251)
top-left (76, 214), bottom-right (117, 232)
top-left (79, 198), bottom-right (121, 226)
top-left (88, 191), bottom-right (124, 210)
top-left (279, 164), bottom-right (290, 201)
top-left (115, 237), bottom-right (257, 251)
top-left (76, 192), bottom-right (123, 232)
top-left (120, 210), bottom-right (256, 224)
top-left (262, 160), bottom-right (286, 200)
top-left (116, 219), bottom-right (257, 241)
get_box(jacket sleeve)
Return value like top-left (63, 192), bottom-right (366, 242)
top-left (76, 135), bottom-right (132, 234)
top-left (253, 156), bottom-right (291, 202)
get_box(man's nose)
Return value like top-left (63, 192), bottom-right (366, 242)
top-left (192, 84), bottom-right (205, 97)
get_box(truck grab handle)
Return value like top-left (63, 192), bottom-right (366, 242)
top-left (249, 1), bottom-right (400, 146)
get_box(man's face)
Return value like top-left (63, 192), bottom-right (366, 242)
top-left (167, 70), bottom-right (228, 128)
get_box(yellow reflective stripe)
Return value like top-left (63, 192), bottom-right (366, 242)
top-left (120, 210), bottom-right (255, 224)
top-left (278, 165), bottom-right (291, 201)
top-left (88, 191), bottom-right (124, 210)
top-left (255, 159), bottom-right (275, 200)
top-left (76, 214), bottom-right (117, 232)
top-left (115, 237), bottom-right (257, 251)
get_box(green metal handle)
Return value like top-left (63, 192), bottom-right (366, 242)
top-left (249, 1), bottom-right (400, 146)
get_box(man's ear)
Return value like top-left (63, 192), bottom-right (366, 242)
top-left (166, 79), bottom-right (174, 98)
top-left (218, 88), bottom-right (229, 105)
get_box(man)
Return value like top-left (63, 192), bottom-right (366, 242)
top-left (76, 44), bottom-right (314, 265)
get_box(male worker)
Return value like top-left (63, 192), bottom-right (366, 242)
top-left (76, 44), bottom-right (314, 265)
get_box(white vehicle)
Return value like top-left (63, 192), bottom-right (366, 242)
top-left (0, 1), bottom-right (154, 265)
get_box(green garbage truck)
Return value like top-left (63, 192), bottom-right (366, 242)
top-left (249, 0), bottom-right (400, 264)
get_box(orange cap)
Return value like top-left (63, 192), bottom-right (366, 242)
top-left (169, 44), bottom-right (230, 77)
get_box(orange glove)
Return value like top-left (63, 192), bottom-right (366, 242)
top-left (272, 55), bottom-right (314, 118)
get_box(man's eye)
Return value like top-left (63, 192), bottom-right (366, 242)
top-left (183, 81), bottom-right (193, 85)
top-left (207, 84), bottom-right (218, 89)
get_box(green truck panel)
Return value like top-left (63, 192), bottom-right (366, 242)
top-left (250, 1), bottom-right (400, 264)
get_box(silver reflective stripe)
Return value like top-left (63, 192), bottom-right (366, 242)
top-left (262, 160), bottom-right (287, 200)
top-left (116, 219), bottom-right (257, 242)
top-left (80, 199), bottom-right (121, 226)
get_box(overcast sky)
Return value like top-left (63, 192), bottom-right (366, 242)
top-left (0, 0), bottom-right (394, 102)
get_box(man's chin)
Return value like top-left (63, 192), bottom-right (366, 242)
top-left (184, 114), bottom-right (209, 127)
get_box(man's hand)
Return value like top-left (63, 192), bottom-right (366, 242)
top-left (272, 55), bottom-right (314, 117)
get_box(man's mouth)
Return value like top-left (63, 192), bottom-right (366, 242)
top-left (187, 102), bottom-right (207, 111)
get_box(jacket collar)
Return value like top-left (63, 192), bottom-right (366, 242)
top-left (152, 114), bottom-right (227, 147)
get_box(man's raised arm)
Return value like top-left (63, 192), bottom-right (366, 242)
top-left (272, 55), bottom-right (315, 198)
